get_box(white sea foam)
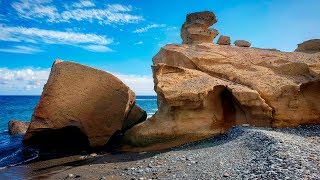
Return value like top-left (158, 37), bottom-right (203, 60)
top-left (0, 148), bottom-right (39, 168)
top-left (8, 153), bottom-right (39, 167)
top-left (0, 149), bottom-right (23, 164)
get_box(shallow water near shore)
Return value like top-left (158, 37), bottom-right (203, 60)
top-left (0, 95), bottom-right (157, 168)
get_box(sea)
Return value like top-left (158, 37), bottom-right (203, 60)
top-left (0, 95), bottom-right (157, 168)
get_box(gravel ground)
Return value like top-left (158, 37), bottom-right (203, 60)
top-left (2, 125), bottom-right (320, 180)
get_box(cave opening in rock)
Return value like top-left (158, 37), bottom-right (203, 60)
top-left (23, 126), bottom-right (90, 151)
top-left (219, 87), bottom-right (248, 126)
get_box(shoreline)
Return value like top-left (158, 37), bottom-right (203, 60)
top-left (1, 125), bottom-right (319, 179)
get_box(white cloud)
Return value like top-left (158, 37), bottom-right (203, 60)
top-left (83, 45), bottom-right (113, 52)
top-left (73, 0), bottom-right (95, 8)
top-left (12, 0), bottom-right (143, 25)
top-left (134, 41), bottom-right (143, 45)
top-left (12, 0), bottom-right (59, 23)
top-left (0, 67), bottom-right (155, 95)
top-left (133, 24), bottom-right (166, 33)
top-left (0, 45), bottom-right (43, 54)
top-left (0, 25), bottom-right (112, 45)
top-left (0, 67), bottom-right (50, 93)
top-left (0, 25), bottom-right (113, 52)
top-left (114, 74), bottom-right (155, 95)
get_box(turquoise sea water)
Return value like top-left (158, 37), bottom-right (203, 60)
top-left (0, 96), bottom-right (157, 167)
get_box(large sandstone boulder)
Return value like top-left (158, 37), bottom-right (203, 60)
top-left (181, 11), bottom-right (219, 44)
top-left (295, 39), bottom-right (320, 53)
top-left (23, 60), bottom-right (146, 149)
top-left (217, 35), bottom-right (231, 45)
top-left (8, 120), bottom-right (30, 135)
top-left (123, 43), bottom-right (320, 151)
top-left (234, 40), bottom-right (251, 47)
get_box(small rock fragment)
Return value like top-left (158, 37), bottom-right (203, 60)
top-left (67, 174), bottom-right (74, 178)
top-left (234, 40), bottom-right (251, 47)
top-left (90, 153), bottom-right (97, 157)
top-left (223, 172), bottom-right (230, 177)
top-left (217, 35), bottom-right (231, 45)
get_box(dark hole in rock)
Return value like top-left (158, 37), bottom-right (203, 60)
top-left (23, 126), bottom-right (90, 153)
top-left (221, 87), bottom-right (237, 122)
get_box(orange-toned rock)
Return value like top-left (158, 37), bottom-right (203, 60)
top-left (8, 120), bottom-right (30, 135)
top-left (234, 40), bottom-right (251, 47)
top-left (217, 35), bottom-right (231, 45)
top-left (123, 43), bottom-right (320, 151)
top-left (23, 60), bottom-right (146, 148)
top-left (181, 11), bottom-right (219, 44)
top-left (295, 39), bottom-right (320, 53)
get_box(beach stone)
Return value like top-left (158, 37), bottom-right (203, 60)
top-left (217, 35), bottom-right (231, 45)
top-left (295, 39), bottom-right (320, 53)
top-left (67, 174), bottom-right (74, 178)
top-left (23, 60), bottom-right (146, 149)
top-left (8, 120), bottom-right (30, 135)
top-left (223, 172), bottom-right (230, 177)
top-left (234, 40), bottom-right (251, 47)
top-left (181, 11), bottom-right (219, 44)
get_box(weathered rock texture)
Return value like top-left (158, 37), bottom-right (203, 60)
top-left (234, 40), bottom-right (251, 47)
top-left (295, 39), bottom-right (320, 53)
top-left (8, 120), bottom-right (30, 135)
top-left (123, 43), bottom-right (320, 151)
top-left (23, 60), bottom-right (146, 148)
top-left (181, 11), bottom-right (219, 44)
top-left (217, 35), bottom-right (230, 45)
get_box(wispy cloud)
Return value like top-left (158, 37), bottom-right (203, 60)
top-left (83, 45), bottom-right (113, 52)
top-left (0, 25), bottom-right (113, 52)
top-left (0, 67), bottom-right (155, 95)
top-left (72, 0), bottom-right (95, 8)
top-left (0, 45), bottom-right (43, 54)
top-left (12, 0), bottom-right (59, 23)
top-left (12, 0), bottom-right (144, 25)
top-left (134, 41), bottom-right (143, 45)
top-left (133, 24), bottom-right (166, 33)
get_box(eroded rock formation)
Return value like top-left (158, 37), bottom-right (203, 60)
top-left (181, 11), bottom-right (219, 44)
top-left (8, 120), bottom-right (30, 135)
top-left (295, 39), bottom-right (320, 53)
top-left (123, 42), bottom-right (320, 151)
top-left (23, 60), bottom-right (146, 149)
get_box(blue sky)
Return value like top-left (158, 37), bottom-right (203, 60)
top-left (0, 0), bottom-right (319, 95)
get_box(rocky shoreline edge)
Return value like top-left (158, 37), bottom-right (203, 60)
top-left (1, 125), bottom-right (319, 179)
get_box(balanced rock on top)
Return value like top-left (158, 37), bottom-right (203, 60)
top-left (234, 40), bottom-right (251, 47)
top-left (217, 35), bottom-right (231, 45)
top-left (181, 11), bottom-right (219, 44)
